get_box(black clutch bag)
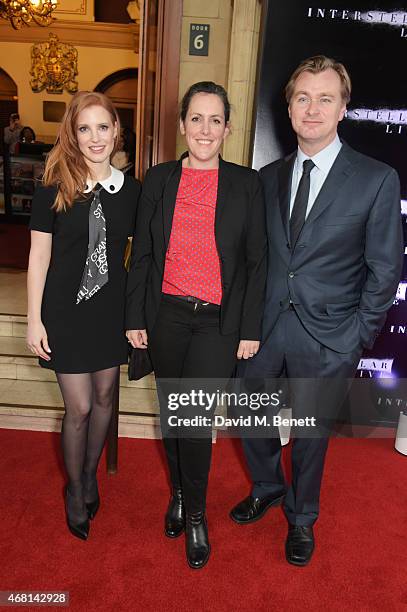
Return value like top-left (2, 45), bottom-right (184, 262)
top-left (128, 347), bottom-right (153, 381)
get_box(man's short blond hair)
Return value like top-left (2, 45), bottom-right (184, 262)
top-left (285, 55), bottom-right (351, 104)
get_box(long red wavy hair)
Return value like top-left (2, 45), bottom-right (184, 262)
top-left (43, 91), bottom-right (120, 212)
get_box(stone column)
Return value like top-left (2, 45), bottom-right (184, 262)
top-left (223, 0), bottom-right (262, 166)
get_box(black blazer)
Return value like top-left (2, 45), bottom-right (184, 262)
top-left (260, 141), bottom-right (403, 353)
top-left (126, 153), bottom-right (267, 339)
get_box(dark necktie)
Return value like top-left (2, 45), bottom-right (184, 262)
top-left (290, 159), bottom-right (315, 247)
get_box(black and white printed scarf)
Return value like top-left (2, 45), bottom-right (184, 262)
top-left (76, 186), bottom-right (108, 304)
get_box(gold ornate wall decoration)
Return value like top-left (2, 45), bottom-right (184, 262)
top-left (30, 32), bottom-right (78, 94)
top-left (0, 0), bottom-right (58, 30)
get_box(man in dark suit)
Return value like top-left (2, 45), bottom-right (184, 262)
top-left (230, 56), bottom-right (403, 566)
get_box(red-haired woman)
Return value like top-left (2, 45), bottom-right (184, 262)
top-left (26, 92), bottom-right (140, 540)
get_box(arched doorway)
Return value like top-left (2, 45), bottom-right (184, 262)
top-left (95, 68), bottom-right (138, 175)
top-left (0, 68), bottom-right (18, 148)
top-left (95, 68), bottom-right (138, 132)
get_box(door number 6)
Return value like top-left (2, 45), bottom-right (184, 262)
top-left (194, 34), bottom-right (204, 50)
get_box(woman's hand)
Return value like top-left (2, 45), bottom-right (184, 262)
top-left (237, 340), bottom-right (260, 360)
top-left (126, 329), bottom-right (148, 349)
top-left (27, 230), bottom-right (52, 361)
top-left (27, 320), bottom-right (51, 361)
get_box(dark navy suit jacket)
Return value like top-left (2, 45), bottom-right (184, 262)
top-left (260, 141), bottom-right (403, 353)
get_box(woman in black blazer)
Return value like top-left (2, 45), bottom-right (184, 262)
top-left (126, 82), bottom-right (267, 569)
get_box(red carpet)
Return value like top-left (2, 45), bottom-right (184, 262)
top-left (0, 224), bottom-right (30, 269)
top-left (0, 431), bottom-right (406, 612)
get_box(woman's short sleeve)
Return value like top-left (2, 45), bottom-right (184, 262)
top-left (29, 184), bottom-right (57, 234)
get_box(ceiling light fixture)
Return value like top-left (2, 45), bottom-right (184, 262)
top-left (0, 0), bottom-right (58, 30)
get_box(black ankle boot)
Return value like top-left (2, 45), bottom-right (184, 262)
top-left (64, 486), bottom-right (89, 541)
top-left (185, 511), bottom-right (210, 569)
top-left (165, 488), bottom-right (185, 538)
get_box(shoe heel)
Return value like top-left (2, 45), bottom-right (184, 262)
top-left (65, 486), bottom-right (90, 540)
top-left (86, 496), bottom-right (100, 520)
top-left (82, 475), bottom-right (100, 520)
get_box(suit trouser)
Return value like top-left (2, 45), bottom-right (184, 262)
top-left (241, 308), bottom-right (363, 526)
top-left (149, 294), bottom-right (239, 514)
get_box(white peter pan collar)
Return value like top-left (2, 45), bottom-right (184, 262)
top-left (83, 165), bottom-right (125, 194)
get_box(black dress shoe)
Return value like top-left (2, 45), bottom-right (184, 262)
top-left (67, 518), bottom-right (89, 541)
top-left (64, 487), bottom-right (89, 541)
top-left (185, 511), bottom-right (210, 569)
top-left (285, 525), bottom-right (314, 566)
top-left (164, 488), bottom-right (185, 538)
top-left (230, 493), bottom-right (285, 524)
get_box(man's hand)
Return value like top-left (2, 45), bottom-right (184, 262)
top-left (126, 329), bottom-right (148, 349)
top-left (237, 340), bottom-right (260, 360)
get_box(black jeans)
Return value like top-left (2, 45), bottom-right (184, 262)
top-left (149, 294), bottom-right (239, 513)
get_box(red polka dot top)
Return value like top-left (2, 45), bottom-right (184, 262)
top-left (162, 166), bottom-right (222, 305)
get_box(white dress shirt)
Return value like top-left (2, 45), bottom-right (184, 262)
top-left (289, 134), bottom-right (342, 219)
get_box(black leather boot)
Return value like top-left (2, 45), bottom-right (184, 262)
top-left (185, 511), bottom-right (210, 569)
top-left (164, 487), bottom-right (185, 538)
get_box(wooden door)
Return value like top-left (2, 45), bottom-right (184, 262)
top-left (136, 0), bottom-right (182, 179)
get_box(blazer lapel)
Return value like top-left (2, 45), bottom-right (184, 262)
top-left (215, 157), bottom-right (232, 232)
top-left (277, 153), bottom-right (296, 244)
top-left (162, 158), bottom-right (183, 248)
top-left (304, 143), bottom-right (356, 227)
top-left (163, 155), bottom-right (232, 248)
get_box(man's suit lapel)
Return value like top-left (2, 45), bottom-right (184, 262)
top-left (277, 153), bottom-right (296, 244)
top-left (303, 143), bottom-right (356, 227)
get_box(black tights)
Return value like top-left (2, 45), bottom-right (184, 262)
top-left (57, 366), bottom-right (118, 522)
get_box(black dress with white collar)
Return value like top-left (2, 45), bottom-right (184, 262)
top-left (29, 169), bottom-right (141, 373)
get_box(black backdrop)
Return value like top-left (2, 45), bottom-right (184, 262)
top-left (252, 1), bottom-right (407, 427)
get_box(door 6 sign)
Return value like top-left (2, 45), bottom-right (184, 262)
top-left (189, 24), bottom-right (210, 56)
